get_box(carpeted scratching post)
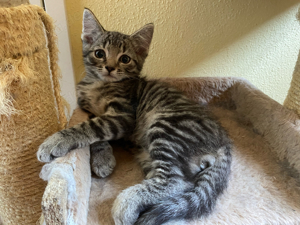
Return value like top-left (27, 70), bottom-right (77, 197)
top-left (0, 5), bottom-right (67, 225)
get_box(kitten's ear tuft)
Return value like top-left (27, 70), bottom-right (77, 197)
top-left (82, 8), bottom-right (105, 44)
top-left (130, 23), bottom-right (154, 57)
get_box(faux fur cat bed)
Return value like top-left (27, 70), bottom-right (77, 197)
top-left (39, 76), bottom-right (300, 225)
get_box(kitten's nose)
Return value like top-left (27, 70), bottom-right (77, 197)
top-left (105, 66), bottom-right (115, 72)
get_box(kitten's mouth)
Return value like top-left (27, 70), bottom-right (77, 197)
top-left (102, 73), bottom-right (118, 81)
top-left (104, 73), bottom-right (116, 79)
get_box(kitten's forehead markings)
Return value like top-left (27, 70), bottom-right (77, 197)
top-left (92, 45), bottom-right (101, 51)
top-left (119, 42), bottom-right (126, 54)
top-left (104, 41), bottom-right (110, 49)
top-left (118, 42), bottom-right (122, 49)
top-left (102, 47), bottom-right (109, 58)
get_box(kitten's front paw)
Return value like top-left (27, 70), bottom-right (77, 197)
top-left (37, 132), bottom-right (75, 162)
top-left (91, 142), bottom-right (116, 178)
top-left (112, 185), bottom-right (142, 225)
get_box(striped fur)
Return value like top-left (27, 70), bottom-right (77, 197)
top-left (37, 8), bottom-right (232, 225)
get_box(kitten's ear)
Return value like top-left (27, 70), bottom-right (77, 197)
top-left (130, 23), bottom-right (154, 57)
top-left (82, 8), bottom-right (105, 44)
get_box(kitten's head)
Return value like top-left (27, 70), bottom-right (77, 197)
top-left (81, 8), bottom-right (154, 82)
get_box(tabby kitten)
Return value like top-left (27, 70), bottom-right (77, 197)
top-left (37, 8), bottom-right (232, 225)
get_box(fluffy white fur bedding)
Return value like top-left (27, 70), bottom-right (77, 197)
top-left (41, 77), bottom-right (300, 225)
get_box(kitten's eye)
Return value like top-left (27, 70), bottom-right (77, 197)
top-left (120, 55), bottom-right (131, 64)
top-left (95, 49), bottom-right (105, 59)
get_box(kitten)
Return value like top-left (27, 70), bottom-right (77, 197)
top-left (37, 8), bottom-right (232, 225)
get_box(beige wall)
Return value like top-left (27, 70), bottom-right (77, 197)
top-left (65, 0), bottom-right (300, 104)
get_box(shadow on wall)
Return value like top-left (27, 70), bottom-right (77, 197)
top-left (158, 0), bottom-right (300, 77)
top-left (65, 0), bottom-right (300, 82)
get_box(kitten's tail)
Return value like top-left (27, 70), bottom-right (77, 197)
top-left (135, 145), bottom-right (231, 225)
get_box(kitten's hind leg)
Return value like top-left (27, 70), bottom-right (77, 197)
top-left (90, 141), bottom-right (116, 178)
top-left (112, 160), bottom-right (191, 225)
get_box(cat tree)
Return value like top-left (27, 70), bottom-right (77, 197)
top-left (0, 5), bottom-right (67, 225)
